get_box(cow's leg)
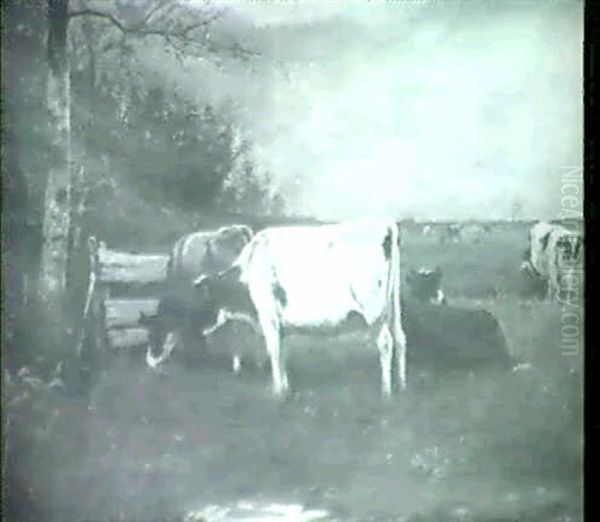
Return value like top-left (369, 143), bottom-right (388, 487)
top-left (253, 350), bottom-right (270, 373)
top-left (548, 257), bottom-right (563, 301)
top-left (377, 324), bottom-right (394, 397)
top-left (394, 323), bottom-right (408, 391)
top-left (260, 315), bottom-right (288, 396)
top-left (547, 271), bottom-right (558, 302)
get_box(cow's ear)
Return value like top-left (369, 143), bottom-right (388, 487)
top-left (540, 231), bottom-right (551, 251)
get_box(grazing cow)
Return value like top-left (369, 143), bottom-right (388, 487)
top-left (194, 220), bottom-right (408, 398)
top-left (140, 224), bottom-right (253, 369)
top-left (406, 267), bottom-right (447, 305)
top-left (521, 222), bottom-right (583, 301)
top-left (404, 302), bottom-right (513, 371)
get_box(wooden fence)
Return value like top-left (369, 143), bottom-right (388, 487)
top-left (78, 236), bottom-right (169, 356)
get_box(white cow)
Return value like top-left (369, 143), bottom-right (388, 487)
top-left (521, 221), bottom-right (583, 301)
top-left (194, 220), bottom-right (408, 398)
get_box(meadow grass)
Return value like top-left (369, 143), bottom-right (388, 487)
top-left (5, 221), bottom-right (584, 521)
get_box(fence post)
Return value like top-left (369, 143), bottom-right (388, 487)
top-left (76, 236), bottom-right (98, 358)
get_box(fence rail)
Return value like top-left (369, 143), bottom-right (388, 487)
top-left (79, 237), bottom-right (169, 355)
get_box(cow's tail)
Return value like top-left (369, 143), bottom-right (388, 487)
top-left (384, 223), bottom-right (398, 316)
top-left (389, 222), bottom-right (402, 338)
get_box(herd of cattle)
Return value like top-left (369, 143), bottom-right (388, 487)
top-left (138, 219), bottom-right (583, 398)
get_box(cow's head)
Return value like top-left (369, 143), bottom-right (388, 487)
top-left (139, 290), bottom-right (215, 368)
top-left (407, 266), bottom-right (446, 305)
top-left (139, 296), bottom-right (184, 368)
top-left (520, 247), bottom-right (537, 278)
top-left (519, 247), bottom-right (548, 299)
top-left (210, 225), bottom-right (254, 265)
top-left (193, 266), bottom-right (258, 336)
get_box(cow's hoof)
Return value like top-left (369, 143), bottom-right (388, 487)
top-left (381, 388), bottom-right (394, 400)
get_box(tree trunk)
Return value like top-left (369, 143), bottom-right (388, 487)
top-left (40, 0), bottom-right (71, 304)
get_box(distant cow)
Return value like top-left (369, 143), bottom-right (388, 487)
top-left (194, 220), bottom-right (408, 398)
top-left (440, 224), bottom-right (462, 244)
top-left (459, 223), bottom-right (486, 243)
top-left (480, 222), bottom-right (494, 234)
top-left (404, 302), bottom-right (513, 371)
top-left (406, 267), bottom-right (447, 305)
top-left (521, 222), bottom-right (583, 301)
top-left (140, 224), bottom-right (253, 368)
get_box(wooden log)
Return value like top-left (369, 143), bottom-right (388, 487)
top-left (97, 244), bottom-right (169, 285)
top-left (105, 299), bottom-right (159, 329)
top-left (107, 328), bottom-right (149, 349)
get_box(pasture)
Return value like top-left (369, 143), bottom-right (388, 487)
top-left (6, 222), bottom-right (584, 521)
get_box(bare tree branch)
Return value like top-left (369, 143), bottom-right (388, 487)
top-left (140, 0), bottom-right (170, 26)
top-left (69, 4), bottom-right (224, 36)
top-left (68, 2), bottom-right (259, 64)
top-left (69, 8), bottom-right (127, 31)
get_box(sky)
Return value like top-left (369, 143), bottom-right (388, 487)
top-left (161, 0), bottom-right (584, 221)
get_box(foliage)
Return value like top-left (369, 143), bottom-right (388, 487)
top-left (66, 9), bottom-right (286, 245)
top-left (3, 0), bottom-right (286, 371)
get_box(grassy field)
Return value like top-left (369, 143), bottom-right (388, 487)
top-left (5, 221), bottom-right (584, 521)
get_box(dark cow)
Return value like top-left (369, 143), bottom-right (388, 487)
top-left (140, 224), bottom-right (253, 368)
top-left (404, 302), bottom-right (513, 371)
top-left (406, 267), bottom-right (447, 305)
